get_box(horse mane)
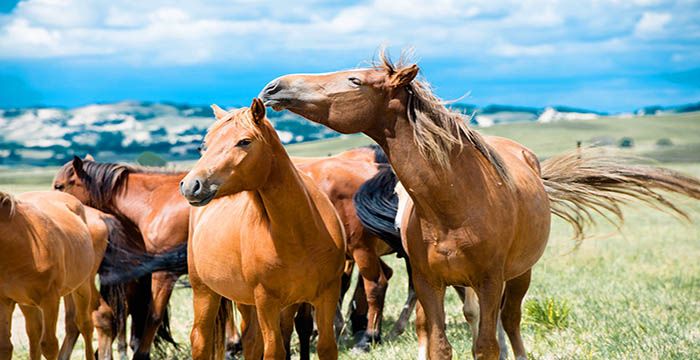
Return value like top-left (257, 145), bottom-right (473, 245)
top-left (0, 190), bottom-right (17, 220)
top-left (59, 160), bottom-right (184, 210)
top-left (375, 51), bottom-right (511, 184)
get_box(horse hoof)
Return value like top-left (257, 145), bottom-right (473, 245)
top-left (353, 332), bottom-right (381, 352)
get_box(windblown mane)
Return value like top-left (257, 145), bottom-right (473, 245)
top-left (58, 160), bottom-right (185, 210)
top-left (375, 51), bottom-right (510, 183)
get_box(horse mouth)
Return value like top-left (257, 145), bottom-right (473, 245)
top-left (188, 191), bottom-right (216, 207)
top-left (261, 98), bottom-right (287, 111)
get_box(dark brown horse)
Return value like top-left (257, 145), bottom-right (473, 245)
top-left (259, 51), bottom-right (700, 359)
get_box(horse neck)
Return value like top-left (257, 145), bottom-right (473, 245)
top-left (255, 141), bottom-right (318, 245)
top-left (369, 112), bottom-right (500, 227)
top-left (111, 172), bottom-right (178, 229)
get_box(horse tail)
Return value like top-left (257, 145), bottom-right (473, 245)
top-left (0, 190), bottom-right (17, 220)
top-left (353, 165), bottom-right (406, 257)
top-left (367, 144), bottom-right (389, 164)
top-left (99, 215), bottom-right (145, 343)
top-left (99, 242), bottom-right (188, 285)
top-left (541, 147), bottom-right (700, 241)
top-left (214, 298), bottom-right (232, 360)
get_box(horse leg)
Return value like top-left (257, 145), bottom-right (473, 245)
top-left (474, 275), bottom-right (505, 360)
top-left (253, 290), bottom-right (284, 360)
top-left (453, 286), bottom-right (509, 360)
top-left (352, 246), bottom-right (389, 351)
top-left (391, 257), bottom-right (417, 337)
top-left (134, 271), bottom-right (177, 359)
top-left (280, 303), bottom-right (299, 360)
top-left (0, 299), bottom-right (14, 360)
top-left (73, 280), bottom-right (96, 360)
top-left (238, 304), bottom-right (263, 360)
top-left (348, 275), bottom-right (368, 336)
top-left (501, 269), bottom-right (531, 360)
top-left (39, 296), bottom-right (61, 360)
top-left (294, 303), bottom-right (314, 360)
top-left (93, 297), bottom-right (115, 360)
top-left (58, 296), bottom-right (79, 360)
top-left (335, 260), bottom-right (354, 338)
top-left (413, 273), bottom-right (450, 360)
top-left (313, 284), bottom-right (341, 360)
top-left (190, 284), bottom-right (223, 360)
top-left (19, 305), bottom-right (43, 360)
top-left (223, 300), bottom-right (241, 360)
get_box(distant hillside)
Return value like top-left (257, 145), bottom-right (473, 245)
top-left (0, 100), bottom-right (697, 166)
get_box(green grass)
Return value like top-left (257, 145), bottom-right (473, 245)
top-left (4, 112), bottom-right (700, 359)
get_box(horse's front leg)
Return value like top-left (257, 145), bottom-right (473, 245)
top-left (313, 283), bottom-right (341, 360)
top-left (0, 299), bottom-right (15, 360)
top-left (190, 283), bottom-right (223, 360)
top-left (253, 290), bottom-right (284, 360)
top-left (413, 273), bottom-right (450, 360)
top-left (474, 274), bottom-right (505, 360)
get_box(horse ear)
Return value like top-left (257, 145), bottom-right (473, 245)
top-left (389, 64), bottom-right (419, 88)
top-left (250, 98), bottom-right (266, 125)
top-left (211, 104), bottom-right (228, 120)
top-left (84, 154), bottom-right (95, 161)
top-left (72, 156), bottom-right (87, 178)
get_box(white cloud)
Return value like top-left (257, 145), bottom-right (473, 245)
top-left (634, 11), bottom-right (671, 38)
top-left (0, 0), bottom-right (695, 68)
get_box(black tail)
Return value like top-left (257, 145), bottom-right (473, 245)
top-left (353, 164), bottom-right (405, 257)
top-left (367, 144), bottom-right (390, 164)
top-left (100, 241), bottom-right (188, 286)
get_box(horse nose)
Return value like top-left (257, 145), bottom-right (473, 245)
top-left (180, 178), bottom-right (203, 197)
top-left (260, 78), bottom-right (282, 98)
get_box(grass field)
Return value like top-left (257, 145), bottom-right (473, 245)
top-left (3, 112), bottom-right (699, 359)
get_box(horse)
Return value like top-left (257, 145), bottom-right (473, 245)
top-left (53, 156), bottom-right (190, 359)
top-left (258, 51), bottom-right (700, 359)
top-left (178, 98), bottom-right (346, 359)
top-left (59, 148), bottom-right (403, 354)
top-left (0, 191), bottom-right (97, 360)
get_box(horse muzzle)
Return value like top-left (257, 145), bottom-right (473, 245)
top-left (179, 177), bottom-right (217, 206)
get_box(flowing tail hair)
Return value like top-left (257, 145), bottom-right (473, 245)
top-left (541, 147), bottom-right (700, 241)
top-left (99, 215), bottom-right (182, 350)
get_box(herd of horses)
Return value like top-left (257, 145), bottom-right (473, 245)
top-left (2, 52), bottom-right (700, 360)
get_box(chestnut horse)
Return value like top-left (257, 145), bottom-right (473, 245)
top-left (0, 191), bottom-right (96, 360)
top-left (259, 52), bottom-right (700, 359)
top-left (54, 156), bottom-right (190, 359)
top-left (179, 99), bottom-right (345, 359)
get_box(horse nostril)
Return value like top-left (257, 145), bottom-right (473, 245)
top-left (192, 179), bottom-right (202, 195)
top-left (262, 79), bottom-right (282, 96)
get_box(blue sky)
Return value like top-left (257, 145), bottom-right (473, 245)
top-left (0, 0), bottom-right (699, 112)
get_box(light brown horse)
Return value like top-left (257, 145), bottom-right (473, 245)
top-left (259, 52), bottom-right (700, 359)
top-left (0, 191), bottom-right (96, 360)
top-left (179, 99), bottom-right (346, 359)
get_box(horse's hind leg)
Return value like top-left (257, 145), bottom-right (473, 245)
top-left (0, 299), bottom-right (14, 360)
top-left (352, 244), bottom-right (390, 351)
top-left (135, 271), bottom-right (178, 359)
top-left (39, 295), bottom-right (61, 360)
top-left (73, 280), bottom-right (96, 360)
top-left (294, 303), bottom-right (314, 360)
top-left (501, 269), bottom-right (531, 360)
top-left (93, 297), bottom-right (115, 360)
top-left (57, 296), bottom-right (80, 360)
top-left (391, 257), bottom-right (417, 337)
top-left (19, 305), bottom-right (43, 360)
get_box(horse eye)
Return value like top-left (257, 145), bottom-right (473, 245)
top-left (236, 139), bottom-right (252, 147)
top-left (348, 77), bottom-right (362, 86)
top-left (54, 184), bottom-right (64, 190)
